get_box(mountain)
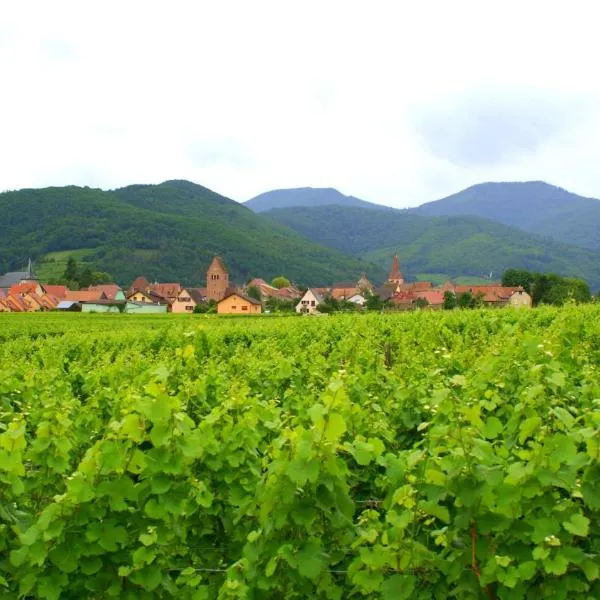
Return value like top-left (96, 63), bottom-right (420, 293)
top-left (263, 205), bottom-right (600, 289)
top-left (245, 187), bottom-right (393, 213)
top-left (412, 181), bottom-right (600, 251)
top-left (0, 180), bottom-right (385, 286)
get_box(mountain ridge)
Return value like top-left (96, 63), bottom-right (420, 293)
top-left (245, 187), bottom-right (394, 212)
top-left (411, 180), bottom-right (600, 250)
top-left (263, 204), bottom-right (600, 289)
top-left (0, 180), bottom-right (385, 286)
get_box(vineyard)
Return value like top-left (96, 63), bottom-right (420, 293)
top-left (1, 308), bottom-right (600, 599)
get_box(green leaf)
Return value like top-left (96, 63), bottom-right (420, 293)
top-left (483, 416), bottom-right (503, 439)
top-left (563, 513), bottom-right (590, 537)
top-left (324, 412), bottom-right (346, 443)
top-left (582, 558), bottom-right (599, 581)
top-left (544, 553), bottom-right (568, 575)
top-left (351, 440), bottom-right (373, 466)
top-left (381, 574), bottom-right (415, 600)
top-left (297, 539), bottom-right (326, 579)
top-left (519, 416), bottom-right (541, 444)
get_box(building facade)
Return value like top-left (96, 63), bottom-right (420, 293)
top-left (206, 256), bottom-right (229, 301)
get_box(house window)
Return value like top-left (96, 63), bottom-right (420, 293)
top-left (242, 305), bottom-right (248, 311)
top-left (311, 300), bottom-right (315, 306)
top-left (185, 305), bottom-right (193, 311)
top-left (231, 305), bottom-right (237, 310)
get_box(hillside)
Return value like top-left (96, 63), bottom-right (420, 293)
top-left (245, 187), bottom-right (393, 212)
top-left (0, 181), bottom-right (385, 286)
top-left (412, 181), bottom-right (600, 250)
top-left (263, 205), bottom-right (600, 288)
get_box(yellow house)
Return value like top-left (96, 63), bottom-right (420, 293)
top-left (217, 292), bottom-right (262, 315)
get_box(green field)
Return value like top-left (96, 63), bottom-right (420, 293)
top-left (1, 309), bottom-right (600, 598)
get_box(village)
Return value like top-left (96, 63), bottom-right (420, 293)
top-left (0, 255), bottom-right (532, 314)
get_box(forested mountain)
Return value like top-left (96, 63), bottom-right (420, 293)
top-left (245, 187), bottom-right (393, 212)
top-left (412, 181), bottom-right (600, 250)
top-left (0, 181), bottom-right (385, 286)
top-left (263, 205), bottom-right (600, 288)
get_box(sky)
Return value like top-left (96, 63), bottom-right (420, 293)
top-left (1, 1), bottom-right (600, 208)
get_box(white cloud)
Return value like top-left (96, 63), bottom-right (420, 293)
top-left (1, 0), bottom-right (600, 206)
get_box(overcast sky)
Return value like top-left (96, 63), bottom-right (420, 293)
top-left (1, 1), bottom-right (599, 208)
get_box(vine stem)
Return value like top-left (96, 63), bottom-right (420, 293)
top-left (471, 522), bottom-right (495, 600)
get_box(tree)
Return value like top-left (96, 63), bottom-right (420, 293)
top-left (457, 291), bottom-right (474, 309)
top-left (79, 267), bottom-right (94, 288)
top-left (365, 293), bottom-right (384, 311)
top-left (414, 297), bottom-right (429, 309)
top-left (443, 291), bottom-right (457, 310)
top-left (271, 276), bottom-right (290, 289)
top-left (265, 296), bottom-right (296, 313)
top-left (316, 295), bottom-right (339, 314)
top-left (246, 286), bottom-right (262, 302)
top-left (64, 256), bottom-right (78, 282)
top-left (501, 269), bottom-right (536, 294)
top-left (194, 299), bottom-right (217, 314)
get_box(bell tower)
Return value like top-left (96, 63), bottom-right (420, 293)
top-left (206, 256), bottom-right (229, 301)
top-left (388, 254), bottom-right (404, 285)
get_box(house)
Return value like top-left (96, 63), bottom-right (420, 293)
top-left (357, 274), bottom-right (374, 293)
top-left (0, 259), bottom-right (40, 294)
top-left (330, 282), bottom-right (361, 301)
top-left (148, 283), bottom-right (181, 302)
top-left (448, 285), bottom-right (532, 308)
top-left (171, 288), bottom-right (207, 313)
top-left (125, 301), bottom-right (168, 314)
top-left (246, 278), bottom-right (278, 299)
top-left (508, 288), bottom-right (532, 307)
top-left (81, 300), bottom-right (124, 313)
top-left (206, 256), bottom-right (230, 301)
top-left (296, 289), bottom-right (324, 314)
top-left (348, 293), bottom-right (367, 306)
top-left (129, 276), bottom-right (150, 293)
top-left (274, 286), bottom-right (302, 300)
top-left (126, 289), bottom-right (167, 305)
top-left (64, 290), bottom-right (108, 303)
top-left (43, 285), bottom-right (68, 299)
top-left (413, 290), bottom-right (445, 308)
top-left (9, 281), bottom-right (45, 296)
top-left (217, 292), bottom-right (262, 315)
top-left (56, 300), bottom-right (82, 312)
top-left (87, 284), bottom-right (125, 300)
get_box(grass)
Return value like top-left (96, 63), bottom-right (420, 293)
top-left (35, 249), bottom-right (96, 281)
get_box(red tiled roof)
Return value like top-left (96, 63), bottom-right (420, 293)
top-left (88, 284), bottom-right (122, 299)
top-left (130, 276), bottom-right (150, 291)
top-left (9, 283), bottom-right (38, 295)
top-left (331, 286), bottom-right (360, 300)
top-left (415, 290), bottom-right (445, 305)
top-left (454, 285), bottom-right (522, 302)
top-left (148, 283), bottom-right (181, 299)
top-left (274, 287), bottom-right (301, 299)
top-left (64, 290), bottom-right (107, 302)
top-left (42, 285), bottom-right (68, 299)
top-left (5, 294), bottom-right (28, 312)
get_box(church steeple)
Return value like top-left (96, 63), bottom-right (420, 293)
top-left (388, 254), bottom-right (404, 285)
top-left (22, 257), bottom-right (39, 283)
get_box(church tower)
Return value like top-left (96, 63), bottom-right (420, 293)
top-left (206, 256), bottom-right (229, 301)
top-left (20, 258), bottom-right (40, 284)
top-left (388, 254), bottom-right (404, 285)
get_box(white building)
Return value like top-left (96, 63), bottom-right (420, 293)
top-left (296, 288), bottom-right (324, 314)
